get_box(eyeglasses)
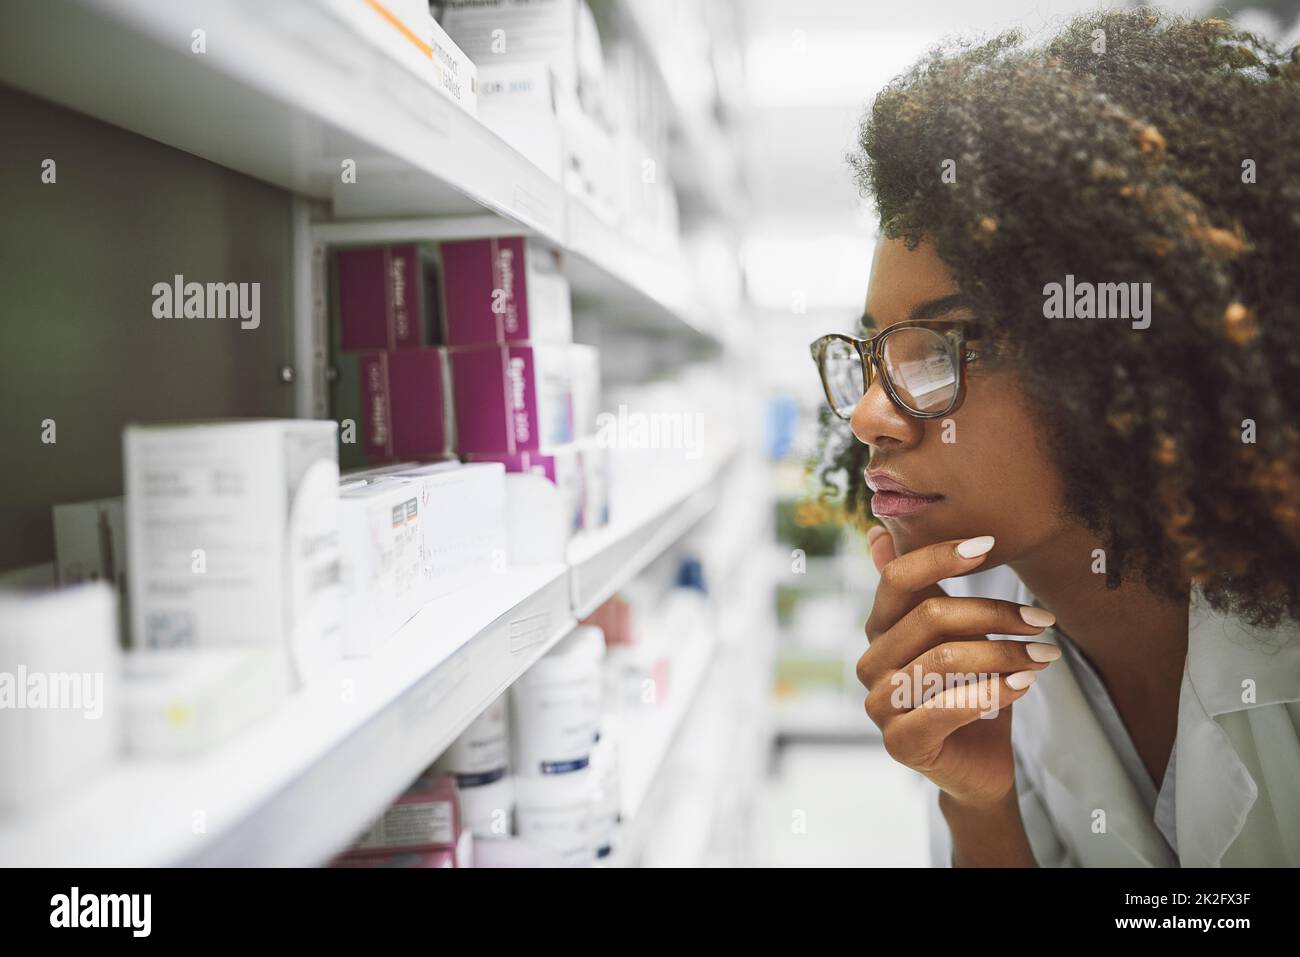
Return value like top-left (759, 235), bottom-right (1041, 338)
top-left (809, 320), bottom-right (982, 420)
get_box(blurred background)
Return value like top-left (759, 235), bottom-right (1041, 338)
top-left (1, 0), bottom-right (1297, 868)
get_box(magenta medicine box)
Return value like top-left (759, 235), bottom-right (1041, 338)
top-left (345, 348), bottom-right (449, 463)
top-left (439, 236), bottom-right (572, 346)
top-left (449, 343), bottom-right (573, 454)
top-left (334, 244), bottom-right (431, 351)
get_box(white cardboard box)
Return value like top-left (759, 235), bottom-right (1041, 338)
top-left (0, 583), bottom-right (121, 814)
top-left (378, 462), bottom-right (508, 598)
top-left (123, 647), bottom-right (291, 758)
top-left (438, 0), bottom-right (580, 99)
top-left (124, 420), bottom-right (341, 687)
top-left (330, 0), bottom-right (478, 115)
top-left (338, 481), bottom-right (427, 657)
top-left (477, 62), bottom-right (563, 180)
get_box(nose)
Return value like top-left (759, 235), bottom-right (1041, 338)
top-left (849, 377), bottom-right (926, 450)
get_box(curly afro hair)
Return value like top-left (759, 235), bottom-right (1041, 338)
top-left (819, 8), bottom-right (1300, 626)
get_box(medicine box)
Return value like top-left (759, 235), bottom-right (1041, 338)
top-left (450, 343), bottom-right (574, 454)
top-left (377, 462), bottom-right (507, 598)
top-left (333, 348), bottom-right (451, 468)
top-left (439, 237), bottom-right (572, 347)
top-left (0, 583), bottom-right (121, 814)
top-left (333, 244), bottom-right (436, 352)
top-left (348, 773), bottom-right (462, 855)
top-left (338, 480), bottom-right (427, 657)
top-left (124, 420), bottom-right (342, 687)
top-left (123, 647), bottom-right (290, 758)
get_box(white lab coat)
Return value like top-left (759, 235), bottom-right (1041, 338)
top-left (926, 565), bottom-right (1300, 866)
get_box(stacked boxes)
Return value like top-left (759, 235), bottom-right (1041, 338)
top-left (439, 237), bottom-right (608, 532)
top-left (332, 244), bottom-right (451, 469)
top-left (441, 236), bottom-right (575, 458)
top-left (329, 235), bottom-right (607, 532)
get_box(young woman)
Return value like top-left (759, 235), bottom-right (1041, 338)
top-left (812, 10), bottom-right (1300, 866)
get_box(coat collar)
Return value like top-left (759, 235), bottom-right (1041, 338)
top-left (1011, 641), bottom-right (1178, 866)
top-left (1009, 580), bottom-right (1300, 866)
top-left (1185, 589), bottom-right (1300, 717)
top-left (1173, 590), bottom-right (1300, 865)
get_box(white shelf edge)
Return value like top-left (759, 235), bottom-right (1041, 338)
top-left (307, 203), bottom-right (720, 345)
top-left (0, 0), bottom-right (566, 239)
top-left (0, 451), bottom-right (739, 866)
top-left (0, 563), bottom-right (573, 868)
top-left (568, 452), bottom-right (734, 619)
top-left (616, 632), bottom-right (720, 862)
top-left (0, 0), bottom-right (716, 345)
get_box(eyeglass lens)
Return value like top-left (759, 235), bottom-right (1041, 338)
top-left (882, 327), bottom-right (957, 414)
top-left (820, 328), bottom-right (958, 417)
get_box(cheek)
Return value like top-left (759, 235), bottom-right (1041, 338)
top-left (886, 380), bottom-right (1068, 557)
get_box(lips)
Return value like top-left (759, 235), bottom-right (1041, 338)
top-left (866, 470), bottom-right (943, 518)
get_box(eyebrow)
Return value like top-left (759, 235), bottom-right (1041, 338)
top-left (861, 294), bottom-right (976, 329)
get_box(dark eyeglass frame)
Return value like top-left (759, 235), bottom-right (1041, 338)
top-left (808, 320), bottom-right (983, 420)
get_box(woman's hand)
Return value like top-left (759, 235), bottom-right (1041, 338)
top-left (857, 528), bottom-right (1059, 809)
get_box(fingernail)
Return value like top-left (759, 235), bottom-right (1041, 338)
top-left (1006, 670), bottom-right (1038, 690)
top-left (867, 525), bottom-right (887, 545)
top-left (1025, 641), bottom-right (1061, 662)
top-left (955, 535), bottom-right (995, 559)
top-left (1019, 606), bottom-right (1056, 628)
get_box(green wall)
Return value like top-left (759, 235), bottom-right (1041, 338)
top-left (0, 85), bottom-right (298, 571)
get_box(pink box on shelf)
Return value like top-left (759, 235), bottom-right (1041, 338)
top-left (338, 349), bottom-right (450, 465)
top-left (333, 244), bottom-right (433, 351)
top-left (439, 237), bottom-right (572, 347)
top-left (449, 344), bottom-right (573, 454)
top-left (388, 349), bottom-right (450, 460)
top-left (345, 773), bottom-right (462, 857)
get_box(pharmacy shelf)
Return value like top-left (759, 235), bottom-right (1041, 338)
top-left (564, 199), bottom-right (718, 341)
top-left (616, 632), bottom-right (719, 865)
top-left (308, 207), bottom-right (719, 346)
top-left (0, 0), bottom-right (717, 345)
top-left (618, 632), bottom-right (719, 824)
top-left (0, 0), bottom-right (566, 236)
top-left (0, 563), bottom-right (573, 868)
top-left (0, 451), bottom-right (741, 866)
top-left (567, 453), bottom-right (733, 619)
top-left (616, 0), bottom-right (745, 222)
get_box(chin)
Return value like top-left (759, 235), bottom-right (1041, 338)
top-left (879, 510), bottom-right (989, 559)
top-left (877, 515), bottom-right (943, 555)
